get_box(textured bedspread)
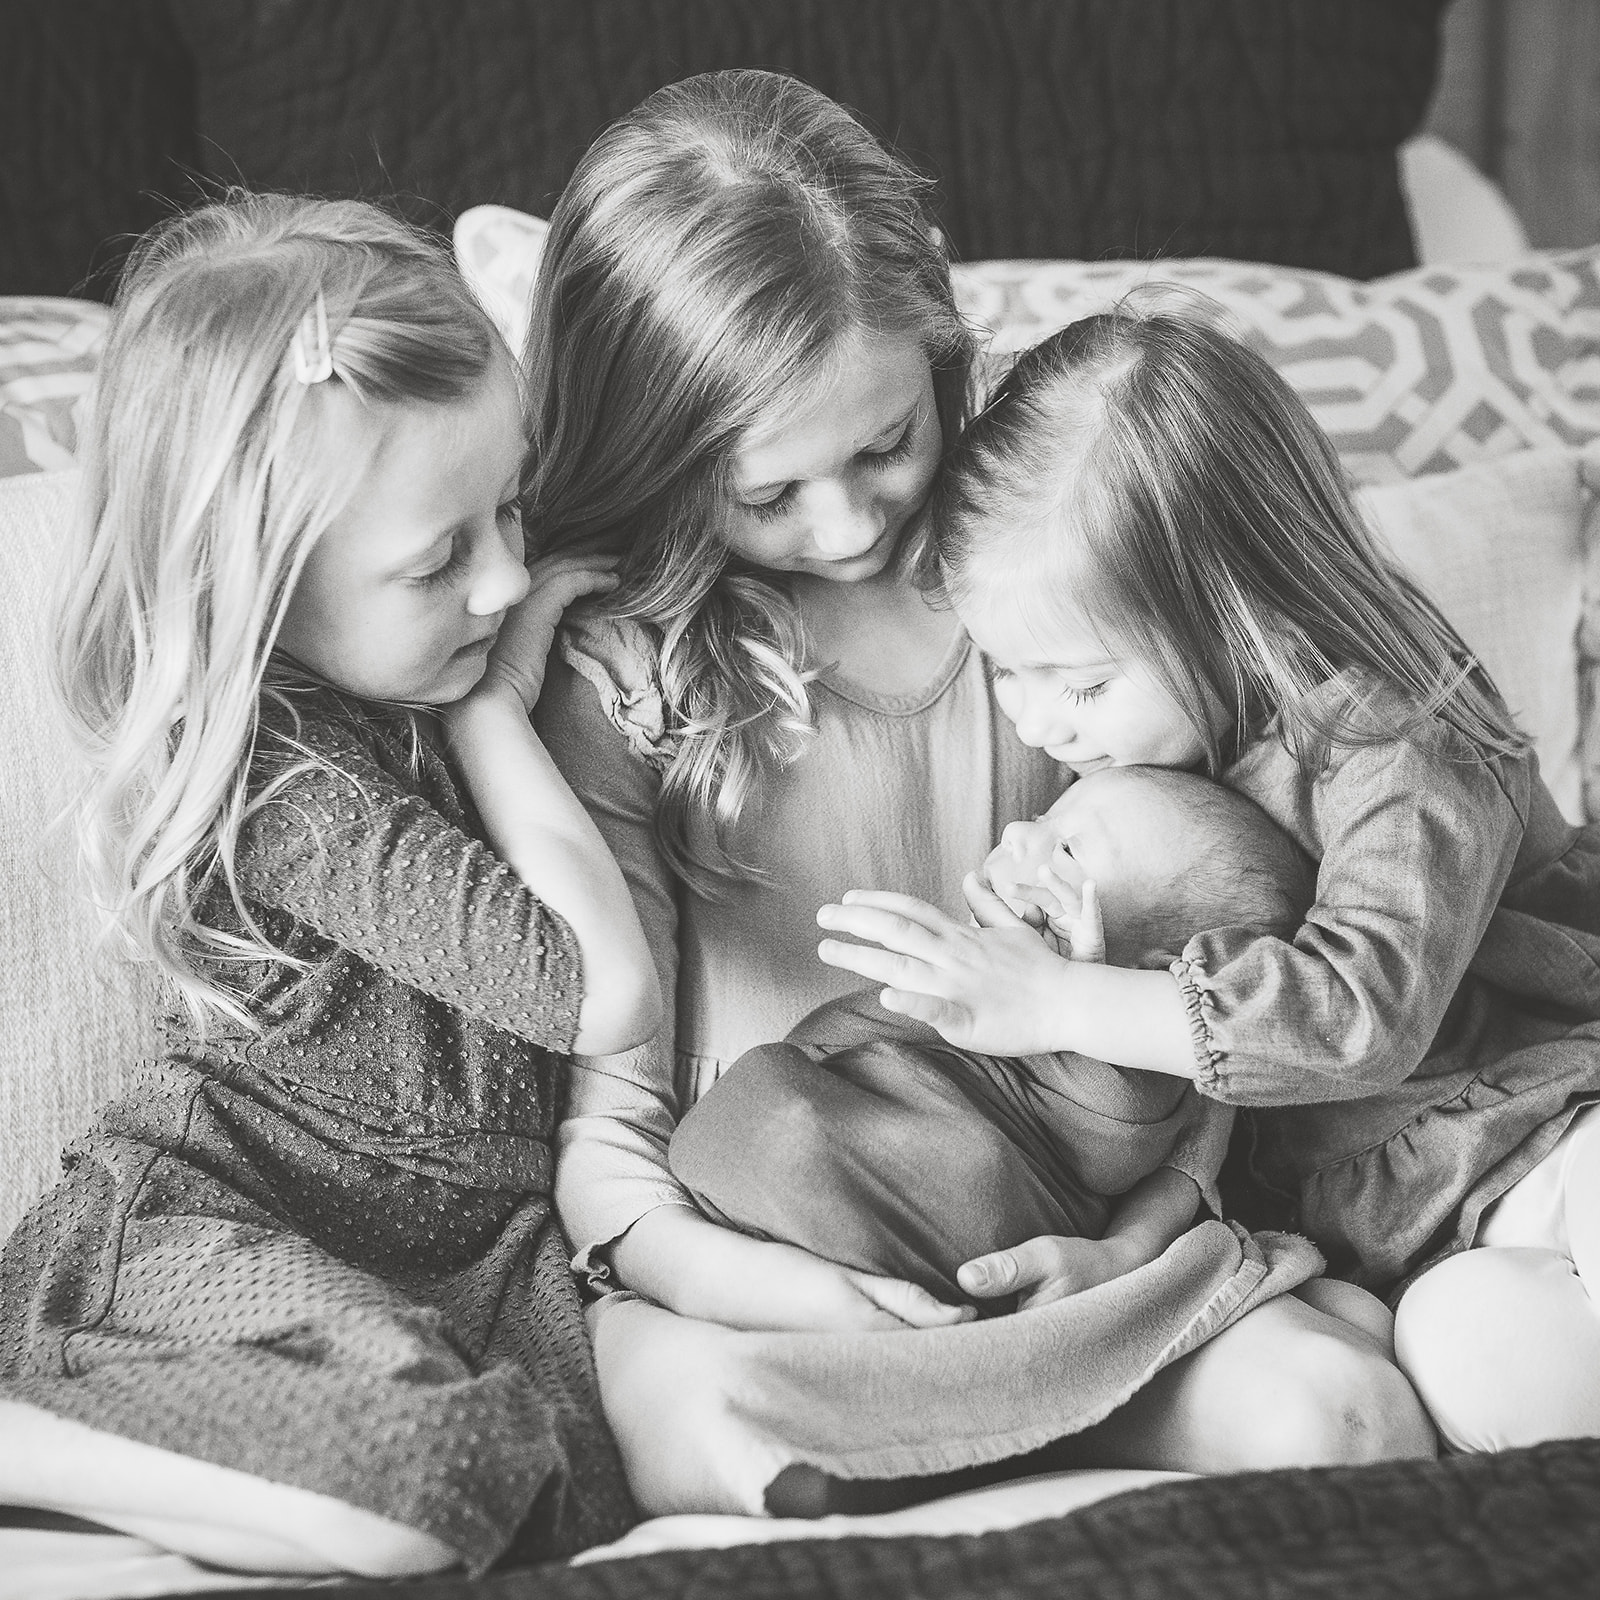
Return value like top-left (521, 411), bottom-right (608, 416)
top-left (187, 1438), bottom-right (1600, 1600)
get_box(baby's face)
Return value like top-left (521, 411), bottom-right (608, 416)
top-left (1047, 770), bottom-right (1195, 965)
top-left (1047, 771), bottom-right (1166, 890)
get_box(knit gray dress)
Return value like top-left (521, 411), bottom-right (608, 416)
top-left (0, 687), bottom-right (636, 1573)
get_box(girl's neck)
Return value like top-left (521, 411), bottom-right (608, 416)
top-left (790, 566), bottom-right (960, 696)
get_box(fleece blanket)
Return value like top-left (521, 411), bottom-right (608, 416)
top-left (589, 1219), bottom-right (1321, 1516)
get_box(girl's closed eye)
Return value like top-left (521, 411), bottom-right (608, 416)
top-left (860, 421), bottom-right (916, 470)
top-left (744, 482), bottom-right (799, 523)
top-left (1063, 681), bottom-right (1108, 706)
top-left (414, 538), bottom-right (470, 588)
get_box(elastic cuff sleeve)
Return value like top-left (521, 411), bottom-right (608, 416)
top-left (1170, 953), bottom-right (1226, 1093)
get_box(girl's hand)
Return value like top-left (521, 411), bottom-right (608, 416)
top-left (957, 1234), bottom-right (1143, 1311)
top-left (610, 1205), bottom-right (973, 1333)
top-left (478, 553), bottom-right (618, 714)
top-left (767, 1253), bottom-right (977, 1334)
top-left (816, 876), bottom-right (1081, 1055)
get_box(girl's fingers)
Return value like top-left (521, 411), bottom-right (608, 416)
top-left (851, 1273), bottom-right (974, 1328)
top-left (816, 899), bottom-right (955, 956)
top-left (958, 1235), bottom-right (1068, 1298)
top-left (956, 1249), bottom-right (1019, 1298)
top-left (829, 890), bottom-right (959, 933)
top-left (877, 989), bottom-right (959, 1031)
top-left (816, 939), bottom-right (940, 990)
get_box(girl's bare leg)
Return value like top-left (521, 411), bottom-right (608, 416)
top-left (1050, 1293), bottom-right (1437, 1473)
top-left (0, 1400), bottom-right (458, 1577)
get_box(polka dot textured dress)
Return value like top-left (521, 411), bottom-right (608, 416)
top-left (0, 690), bottom-right (636, 1571)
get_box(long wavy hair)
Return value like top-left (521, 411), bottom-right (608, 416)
top-left (53, 192), bottom-right (504, 1031)
top-left (522, 69), bottom-right (976, 893)
top-left (930, 289), bottom-right (1525, 774)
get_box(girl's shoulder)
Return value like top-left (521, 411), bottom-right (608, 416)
top-left (1287, 670), bottom-right (1514, 768)
top-left (256, 681), bottom-right (413, 771)
top-left (554, 610), bottom-right (673, 771)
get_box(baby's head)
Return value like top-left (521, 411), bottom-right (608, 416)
top-left (1052, 766), bottom-right (1314, 968)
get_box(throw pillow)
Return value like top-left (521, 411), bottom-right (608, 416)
top-left (455, 211), bottom-right (1600, 492)
top-left (0, 297), bottom-right (110, 479)
top-left (954, 250), bottom-right (1600, 485)
top-left (1354, 446), bottom-right (1597, 825)
top-left (0, 469), bottom-right (159, 1236)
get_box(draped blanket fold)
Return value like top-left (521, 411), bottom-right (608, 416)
top-left (592, 1220), bottom-right (1323, 1517)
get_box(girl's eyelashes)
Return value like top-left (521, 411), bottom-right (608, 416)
top-left (413, 537), bottom-right (469, 588)
top-left (738, 419), bottom-right (917, 522)
top-left (496, 496), bottom-right (523, 527)
top-left (861, 422), bottom-right (916, 470)
top-left (1063, 681), bottom-right (1108, 706)
top-left (743, 482), bottom-right (799, 523)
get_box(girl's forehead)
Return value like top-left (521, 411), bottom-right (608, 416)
top-left (733, 328), bottom-right (931, 481)
top-left (957, 584), bottom-right (1112, 672)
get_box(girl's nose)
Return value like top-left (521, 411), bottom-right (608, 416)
top-left (1004, 682), bottom-right (1066, 749)
top-left (810, 478), bottom-right (885, 558)
top-left (468, 530), bottom-right (532, 616)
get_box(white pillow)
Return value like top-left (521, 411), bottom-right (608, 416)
top-left (0, 469), bottom-right (159, 1237)
top-left (1355, 445), bottom-right (1597, 824)
top-left (453, 204), bottom-right (549, 353)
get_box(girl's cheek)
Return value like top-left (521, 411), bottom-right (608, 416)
top-left (992, 675), bottom-right (1026, 729)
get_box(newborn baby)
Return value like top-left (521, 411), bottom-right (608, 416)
top-left (670, 765), bottom-right (1315, 1308)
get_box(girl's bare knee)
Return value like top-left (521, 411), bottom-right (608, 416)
top-left (1242, 1320), bottom-right (1436, 1469)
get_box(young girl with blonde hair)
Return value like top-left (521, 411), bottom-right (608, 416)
top-left (819, 291), bottom-right (1600, 1453)
top-left (530, 70), bottom-right (1433, 1514)
top-left (0, 192), bottom-right (657, 1576)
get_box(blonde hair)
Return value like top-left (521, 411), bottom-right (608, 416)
top-left (54, 191), bottom-right (505, 1031)
top-left (932, 289), bottom-right (1525, 773)
top-left (522, 69), bottom-right (975, 893)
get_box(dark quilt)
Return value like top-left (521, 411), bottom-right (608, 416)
top-left (4, 0), bottom-right (1444, 299)
top-left (183, 1439), bottom-right (1600, 1600)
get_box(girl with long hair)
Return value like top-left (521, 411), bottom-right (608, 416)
top-left (820, 290), bottom-right (1600, 1453)
top-left (528, 72), bottom-right (1433, 1513)
top-left (0, 192), bottom-right (658, 1575)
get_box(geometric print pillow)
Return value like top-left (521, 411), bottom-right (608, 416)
top-left (951, 248), bottom-right (1600, 486)
top-left (453, 205), bottom-right (1600, 494)
top-left (0, 296), bottom-right (111, 480)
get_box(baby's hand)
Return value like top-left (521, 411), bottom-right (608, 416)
top-left (479, 553), bottom-right (618, 713)
top-left (986, 823), bottom-right (1105, 963)
top-left (982, 817), bottom-right (1065, 924)
top-left (1039, 858), bottom-right (1105, 964)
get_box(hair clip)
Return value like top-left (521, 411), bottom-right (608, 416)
top-left (291, 290), bottom-right (334, 385)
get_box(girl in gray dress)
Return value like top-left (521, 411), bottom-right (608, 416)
top-left (0, 193), bottom-right (658, 1577)
top-left (820, 292), bottom-right (1600, 1456)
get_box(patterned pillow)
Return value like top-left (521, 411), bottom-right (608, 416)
top-left (453, 207), bottom-right (1600, 490)
top-left (0, 297), bottom-right (110, 479)
top-left (952, 251), bottom-right (1600, 485)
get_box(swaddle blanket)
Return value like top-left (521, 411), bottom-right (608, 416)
top-left (590, 1220), bottom-right (1322, 1516)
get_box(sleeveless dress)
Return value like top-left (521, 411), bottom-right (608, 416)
top-left (0, 689), bottom-right (635, 1572)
